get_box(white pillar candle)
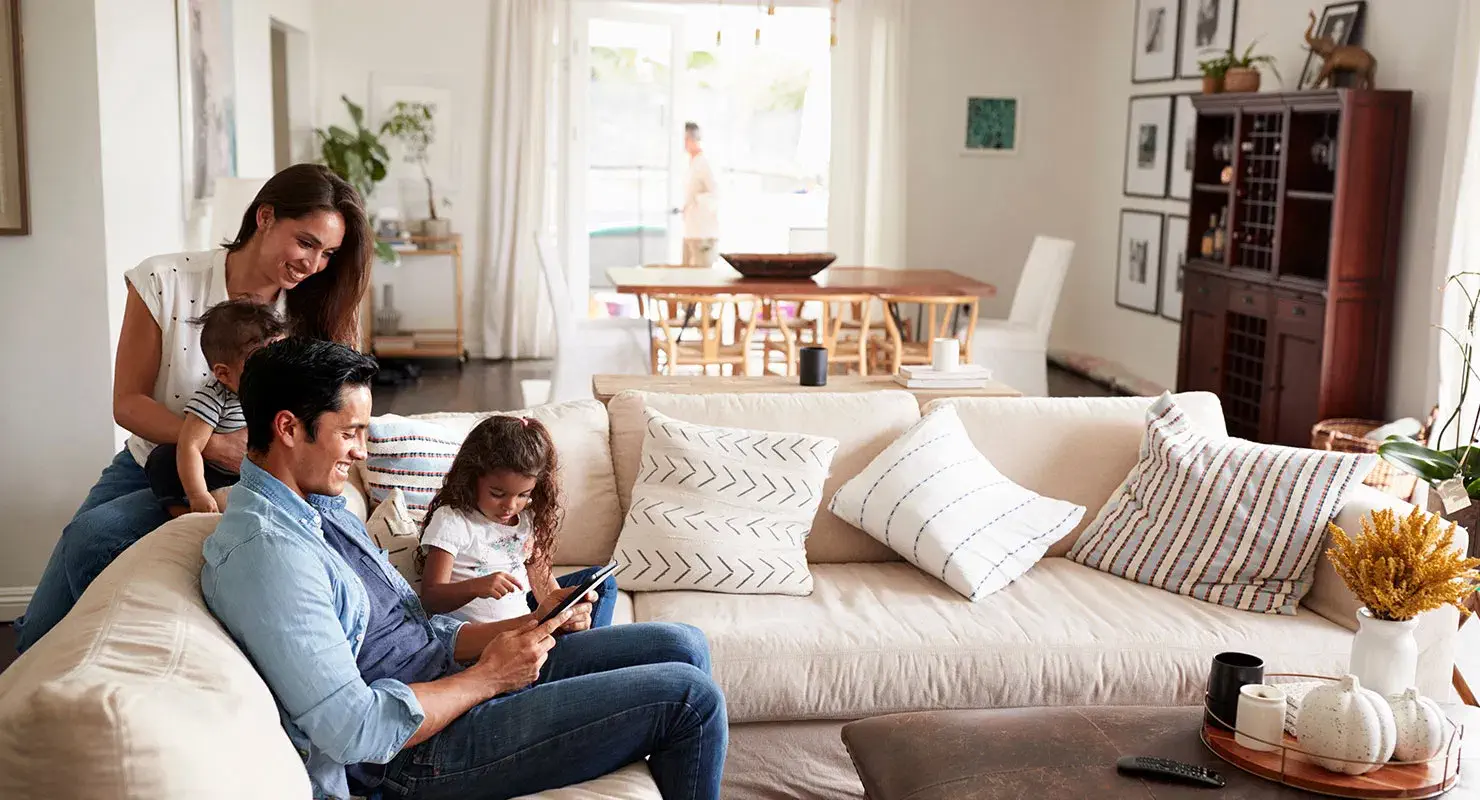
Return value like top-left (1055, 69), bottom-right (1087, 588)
top-left (1235, 683), bottom-right (1287, 752)
top-left (931, 338), bottom-right (961, 372)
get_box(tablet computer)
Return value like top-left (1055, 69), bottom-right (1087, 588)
top-left (538, 563), bottom-right (619, 624)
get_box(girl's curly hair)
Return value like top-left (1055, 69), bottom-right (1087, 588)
top-left (419, 415), bottom-right (563, 573)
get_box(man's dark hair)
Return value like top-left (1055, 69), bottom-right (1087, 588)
top-left (684, 121), bottom-right (701, 140)
top-left (196, 299), bottom-right (287, 366)
top-left (239, 338), bottom-right (378, 453)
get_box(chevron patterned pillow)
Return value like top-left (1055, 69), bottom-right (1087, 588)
top-left (613, 408), bottom-right (839, 595)
top-left (828, 405), bottom-right (1085, 602)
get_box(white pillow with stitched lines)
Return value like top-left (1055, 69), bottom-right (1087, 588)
top-left (612, 408), bottom-right (838, 595)
top-left (829, 405), bottom-right (1085, 601)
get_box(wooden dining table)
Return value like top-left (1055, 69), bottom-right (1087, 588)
top-left (605, 266), bottom-right (997, 298)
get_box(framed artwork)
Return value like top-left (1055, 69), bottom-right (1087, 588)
top-left (1132, 0), bottom-right (1180, 83)
top-left (1160, 215), bottom-right (1188, 322)
top-left (371, 73), bottom-right (461, 197)
top-left (1169, 94), bottom-right (1196, 201)
top-left (1124, 95), bottom-right (1174, 199)
top-left (0, 0), bottom-right (27, 235)
top-left (1177, 0), bottom-right (1237, 79)
top-left (176, 0), bottom-right (239, 212)
top-left (1117, 210), bottom-right (1164, 315)
top-left (962, 96), bottom-right (1019, 155)
top-left (1300, 1), bottom-right (1367, 90)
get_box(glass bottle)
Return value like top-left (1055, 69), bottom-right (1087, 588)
top-left (1202, 214), bottom-right (1217, 259)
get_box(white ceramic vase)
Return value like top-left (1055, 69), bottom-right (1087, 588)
top-left (1347, 607), bottom-right (1418, 697)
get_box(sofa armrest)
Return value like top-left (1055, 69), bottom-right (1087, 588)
top-left (1304, 484), bottom-right (1463, 699)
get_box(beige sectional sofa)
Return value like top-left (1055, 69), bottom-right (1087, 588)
top-left (0, 391), bottom-right (1459, 800)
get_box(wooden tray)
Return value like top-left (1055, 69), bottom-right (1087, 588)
top-left (1202, 722), bottom-right (1463, 798)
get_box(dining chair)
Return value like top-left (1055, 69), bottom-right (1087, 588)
top-left (971, 236), bottom-right (1075, 396)
top-left (878, 295), bottom-right (980, 374)
top-left (649, 293), bottom-right (759, 376)
top-left (775, 295), bottom-right (876, 376)
top-left (526, 233), bottom-right (652, 407)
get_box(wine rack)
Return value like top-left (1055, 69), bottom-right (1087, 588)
top-left (1222, 312), bottom-right (1268, 439)
top-left (1234, 112), bottom-right (1284, 273)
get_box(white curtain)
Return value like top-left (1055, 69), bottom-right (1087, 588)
top-left (1434, 1), bottom-right (1480, 452)
top-left (480, 0), bottom-right (563, 359)
top-left (827, 0), bottom-right (908, 269)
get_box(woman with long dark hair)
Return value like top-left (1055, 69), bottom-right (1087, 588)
top-left (16, 164), bottom-right (371, 652)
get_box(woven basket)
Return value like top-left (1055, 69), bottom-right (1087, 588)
top-left (1310, 418), bottom-right (1421, 500)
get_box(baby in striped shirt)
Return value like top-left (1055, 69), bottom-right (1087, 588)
top-left (146, 299), bottom-right (286, 515)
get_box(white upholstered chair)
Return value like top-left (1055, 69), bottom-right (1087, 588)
top-left (523, 234), bottom-right (651, 406)
top-left (971, 236), bottom-right (1075, 397)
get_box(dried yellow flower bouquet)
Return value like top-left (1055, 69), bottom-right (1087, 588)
top-left (1326, 507), bottom-right (1480, 622)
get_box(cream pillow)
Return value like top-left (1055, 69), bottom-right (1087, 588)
top-left (829, 405), bottom-right (1085, 601)
top-left (612, 408), bottom-right (838, 595)
top-left (366, 487), bottom-right (421, 589)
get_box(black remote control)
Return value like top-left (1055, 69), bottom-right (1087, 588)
top-left (1116, 755), bottom-right (1226, 788)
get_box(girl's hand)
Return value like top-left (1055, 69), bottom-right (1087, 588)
top-left (471, 571), bottom-right (523, 599)
top-left (533, 586), bottom-right (597, 634)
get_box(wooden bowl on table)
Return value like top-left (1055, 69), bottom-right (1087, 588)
top-left (720, 253), bottom-right (837, 281)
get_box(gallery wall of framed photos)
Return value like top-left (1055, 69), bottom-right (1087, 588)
top-left (1117, 0), bottom-right (1238, 324)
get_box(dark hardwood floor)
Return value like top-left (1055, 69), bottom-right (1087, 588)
top-left (371, 358), bottom-right (1112, 416)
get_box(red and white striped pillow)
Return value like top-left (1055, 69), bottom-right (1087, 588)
top-left (1067, 393), bottom-right (1374, 615)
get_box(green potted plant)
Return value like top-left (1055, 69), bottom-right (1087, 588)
top-left (315, 95), bottom-right (397, 265)
top-left (1222, 40), bottom-right (1281, 93)
top-left (380, 101), bottom-right (452, 244)
top-left (1197, 52), bottom-right (1232, 94)
top-left (1379, 271), bottom-right (1480, 557)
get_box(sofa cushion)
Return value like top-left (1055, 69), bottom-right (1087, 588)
top-left (355, 400), bottom-right (623, 566)
top-left (0, 516), bottom-right (312, 799)
top-left (610, 390), bottom-right (922, 563)
top-left (633, 559), bottom-right (1356, 723)
top-left (828, 405), bottom-right (1083, 601)
top-left (613, 408), bottom-right (836, 595)
top-left (1067, 394), bottom-right (1374, 615)
top-left (366, 487), bottom-right (422, 589)
top-left (927, 391), bottom-right (1227, 556)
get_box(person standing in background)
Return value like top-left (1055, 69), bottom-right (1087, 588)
top-left (682, 122), bottom-right (719, 267)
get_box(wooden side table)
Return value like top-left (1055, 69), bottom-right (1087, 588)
top-left (1457, 592), bottom-right (1479, 706)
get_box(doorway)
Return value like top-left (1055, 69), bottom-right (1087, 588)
top-left (565, 2), bottom-right (833, 303)
top-left (269, 19), bottom-right (312, 171)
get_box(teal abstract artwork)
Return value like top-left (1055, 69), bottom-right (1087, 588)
top-left (964, 97), bottom-right (1018, 153)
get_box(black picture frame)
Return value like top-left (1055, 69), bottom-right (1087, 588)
top-left (1299, 1), bottom-right (1367, 90)
top-left (1169, 93), bottom-right (1197, 201)
top-left (1124, 94), bottom-right (1175, 200)
top-left (1131, 0), bottom-right (1181, 83)
top-left (1176, 0), bottom-right (1238, 79)
top-left (1160, 214), bottom-right (1189, 322)
top-left (1116, 210), bottom-right (1165, 316)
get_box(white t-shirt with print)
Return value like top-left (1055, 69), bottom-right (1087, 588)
top-left (123, 249), bottom-right (285, 466)
top-left (420, 506), bottom-right (533, 623)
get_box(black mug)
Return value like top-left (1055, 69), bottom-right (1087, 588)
top-left (799, 346), bottom-right (828, 387)
top-left (1205, 652), bottom-right (1264, 731)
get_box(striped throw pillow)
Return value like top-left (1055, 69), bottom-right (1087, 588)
top-left (363, 416), bottom-right (464, 518)
top-left (1067, 393), bottom-right (1374, 615)
top-left (828, 405), bottom-right (1085, 602)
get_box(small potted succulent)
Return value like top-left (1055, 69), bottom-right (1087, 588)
top-left (1197, 52), bottom-right (1232, 94)
top-left (1223, 40), bottom-right (1281, 93)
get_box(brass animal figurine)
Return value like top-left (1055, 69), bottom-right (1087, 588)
top-left (1304, 10), bottom-right (1377, 89)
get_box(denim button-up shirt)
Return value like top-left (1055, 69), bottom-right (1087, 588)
top-left (202, 459), bottom-right (465, 800)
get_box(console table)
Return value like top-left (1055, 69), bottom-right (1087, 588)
top-left (590, 374), bottom-right (1020, 409)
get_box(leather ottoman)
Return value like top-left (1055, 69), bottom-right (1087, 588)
top-left (842, 705), bottom-right (1480, 799)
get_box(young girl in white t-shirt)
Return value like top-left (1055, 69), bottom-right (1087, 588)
top-left (418, 415), bottom-right (617, 627)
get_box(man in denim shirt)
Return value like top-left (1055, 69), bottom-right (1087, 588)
top-left (202, 339), bottom-right (727, 800)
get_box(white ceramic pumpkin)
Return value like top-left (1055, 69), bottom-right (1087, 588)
top-left (1295, 674), bottom-right (1396, 774)
top-left (1387, 688), bottom-right (1449, 762)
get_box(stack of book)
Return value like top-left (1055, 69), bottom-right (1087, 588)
top-left (893, 364), bottom-right (994, 389)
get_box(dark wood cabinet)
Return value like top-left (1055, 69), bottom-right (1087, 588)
top-left (1175, 90), bottom-right (1411, 446)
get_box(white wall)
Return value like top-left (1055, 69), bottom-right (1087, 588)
top-left (236, 0), bottom-right (318, 176)
top-left (312, 0), bottom-right (491, 355)
top-left (0, 0), bottom-right (113, 603)
top-left (1049, 0), bottom-right (1464, 417)
top-left (904, 0), bottom-right (1094, 319)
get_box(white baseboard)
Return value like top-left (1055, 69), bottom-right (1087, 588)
top-left (0, 586), bottom-right (34, 622)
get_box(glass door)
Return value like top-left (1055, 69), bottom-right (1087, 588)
top-left (567, 3), bottom-right (686, 300)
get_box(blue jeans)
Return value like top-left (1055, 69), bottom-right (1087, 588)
top-left (528, 565), bottom-right (618, 629)
top-left (379, 622), bottom-right (727, 800)
top-left (16, 449), bottom-right (172, 652)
